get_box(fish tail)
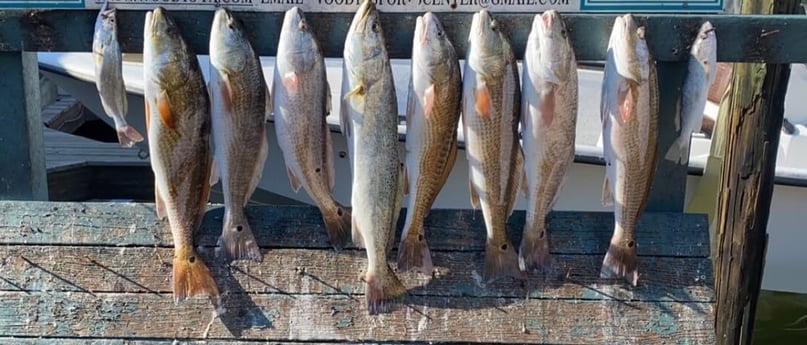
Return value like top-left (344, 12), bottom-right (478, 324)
top-left (216, 208), bottom-right (262, 262)
top-left (321, 203), bottom-right (352, 250)
top-left (484, 238), bottom-right (527, 283)
top-left (396, 222), bottom-right (433, 275)
top-left (114, 123), bottom-right (145, 148)
top-left (600, 225), bottom-right (639, 286)
top-left (365, 264), bottom-right (407, 315)
top-left (663, 136), bottom-right (689, 165)
top-left (172, 246), bottom-right (220, 304)
top-left (518, 217), bottom-right (551, 273)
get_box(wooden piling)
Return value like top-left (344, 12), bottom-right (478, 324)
top-left (713, 1), bottom-right (802, 344)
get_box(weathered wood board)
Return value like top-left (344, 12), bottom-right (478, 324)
top-left (0, 202), bottom-right (715, 344)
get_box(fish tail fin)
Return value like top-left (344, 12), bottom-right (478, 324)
top-left (396, 222), bottom-right (433, 275)
top-left (600, 225), bottom-right (639, 286)
top-left (365, 264), bottom-right (406, 315)
top-left (172, 247), bottom-right (220, 304)
top-left (321, 203), bottom-right (352, 250)
top-left (217, 208), bottom-right (262, 262)
top-left (484, 238), bottom-right (527, 283)
top-left (518, 218), bottom-right (551, 273)
top-left (114, 123), bottom-right (144, 148)
top-left (664, 136), bottom-right (690, 165)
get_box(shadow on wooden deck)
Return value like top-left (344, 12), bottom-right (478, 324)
top-left (0, 202), bottom-right (715, 344)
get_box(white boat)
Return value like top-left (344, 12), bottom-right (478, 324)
top-left (37, 52), bottom-right (807, 295)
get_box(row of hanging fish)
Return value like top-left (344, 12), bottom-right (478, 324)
top-left (92, 0), bottom-right (717, 315)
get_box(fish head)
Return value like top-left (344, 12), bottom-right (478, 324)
top-left (532, 10), bottom-right (574, 84)
top-left (277, 6), bottom-right (318, 73)
top-left (210, 7), bottom-right (252, 74)
top-left (144, 7), bottom-right (194, 87)
top-left (413, 12), bottom-right (454, 70)
top-left (468, 10), bottom-right (509, 75)
top-left (92, 2), bottom-right (117, 53)
top-left (611, 14), bottom-right (650, 85)
top-left (344, 0), bottom-right (387, 83)
top-left (691, 21), bottom-right (717, 72)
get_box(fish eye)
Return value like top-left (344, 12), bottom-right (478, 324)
top-left (560, 29), bottom-right (566, 36)
top-left (371, 22), bottom-right (380, 33)
top-left (299, 21), bottom-right (307, 30)
top-left (437, 30), bottom-right (443, 37)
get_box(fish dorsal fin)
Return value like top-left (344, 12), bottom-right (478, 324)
top-left (156, 90), bottom-right (176, 131)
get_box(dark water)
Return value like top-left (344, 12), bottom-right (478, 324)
top-left (753, 290), bottom-right (807, 344)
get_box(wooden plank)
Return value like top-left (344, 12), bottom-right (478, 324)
top-left (0, 10), bottom-right (805, 63)
top-left (0, 291), bottom-right (716, 344)
top-left (0, 339), bottom-right (359, 345)
top-left (713, 1), bottom-right (801, 344)
top-left (0, 202), bottom-right (710, 257)
top-left (0, 246), bottom-right (714, 302)
top-left (0, 52), bottom-right (47, 200)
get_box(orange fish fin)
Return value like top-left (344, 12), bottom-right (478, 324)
top-left (172, 247), bottom-right (220, 304)
top-left (286, 167), bottom-right (302, 193)
top-left (474, 85), bottom-right (492, 119)
top-left (423, 83), bottom-right (437, 118)
top-left (539, 87), bottom-right (556, 127)
top-left (282, 71), bottom-right (299, 93)
top-left (156, 90), bottom-right (176, 131)
top-left (617, 82), bottom-right (635, 123)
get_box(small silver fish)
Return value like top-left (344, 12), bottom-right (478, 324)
top-left (93, 0), bottom-right (144, 148)
top-left (665, 21), bottom-right (717, 165)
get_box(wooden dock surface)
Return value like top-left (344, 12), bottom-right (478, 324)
top-left (0, 202), bottom-right (716, 344)
top-left (43, 127), bottom-right (146, 173)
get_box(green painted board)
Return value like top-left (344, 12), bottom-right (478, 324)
top-left (0, 202), bottom-right (711, 257)
top-left (0, 10), bottom-right (805, 63)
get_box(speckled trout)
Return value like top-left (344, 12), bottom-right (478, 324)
top-left (341, 0), bottom-right (406, 314)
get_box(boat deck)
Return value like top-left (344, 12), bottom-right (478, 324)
top-left (44, 127), bottom-right (147, 173)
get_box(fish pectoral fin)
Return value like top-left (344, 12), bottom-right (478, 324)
top-left (282, 71), bottom-right (300, 92)
top-left (423, 83), bottom-right (437, 118)
top-left (344, 84), bottom-right (365, 100)
top-left (617, 82), bottom-right (636, 123)
top-left (469, 178), bottom-right (480, 210)
top-left (601, 175), bottom-right (614, 207)
top-left (156, 90), bottom-right (177, 131)
top-left (539, 86), bottom-right (556, 127)
top-left (474, 84), bottom-right (492, 119)
top-left (286, 167), bottom-right (302, 193)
